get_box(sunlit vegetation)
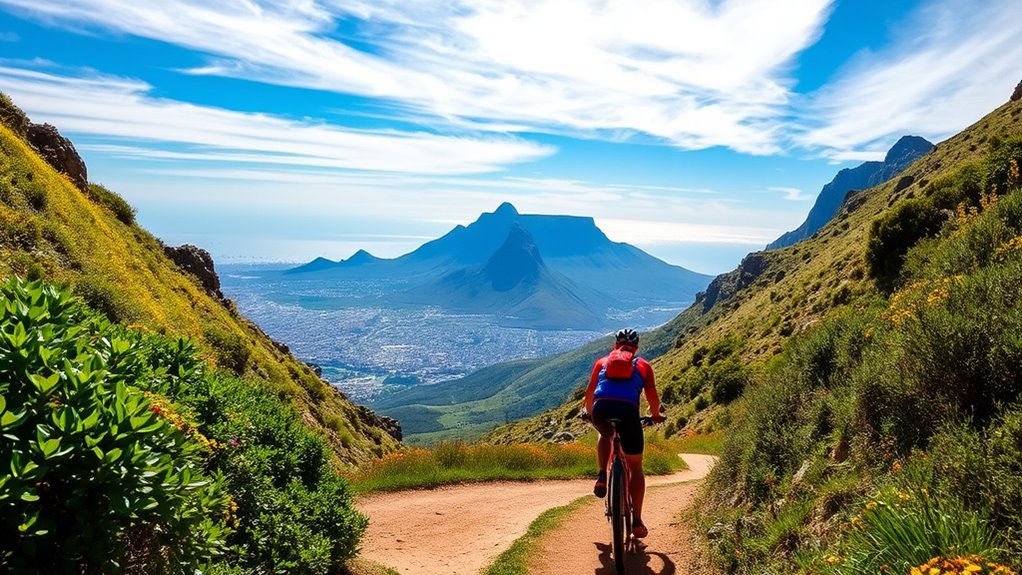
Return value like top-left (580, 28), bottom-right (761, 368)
top-left (700, 136), bottom-right (1022, 574)
top-left (0, 96), bottom-right (398, 464)
top-left (349, 434), bottom-right (688, 493)
top-left (0, 279), bottom-right (366, 573)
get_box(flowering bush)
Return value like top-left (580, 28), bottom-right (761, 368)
top-left (911, 555), bottom-right (1018, 575)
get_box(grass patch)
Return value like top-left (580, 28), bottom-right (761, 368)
top-left (350, 439), bottom-right (688, 494)
top-left (673, 430), bottom-right (725, 455)
top-left (481, 496), bottom-right (591, 575)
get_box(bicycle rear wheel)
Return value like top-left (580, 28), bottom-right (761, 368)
top-left (609, 457), bottom-right (627, 575)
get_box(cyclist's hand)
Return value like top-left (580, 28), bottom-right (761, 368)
top-left (578, 407), bottom-right (591, 422)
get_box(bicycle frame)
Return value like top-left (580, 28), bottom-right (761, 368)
top-left (603, 416), bottom-right (655, 575)
top-left (604, 419), bottom-right (636, 575)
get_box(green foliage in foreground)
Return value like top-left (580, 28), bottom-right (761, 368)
top-left (0, 279), bottom-right (226, 572)
top-left (0, 278), bottom-right (365, 574)
top-left (349, 435), bottom-right (687, 494)
top-left (702, 149), bottom-right (1022, 574)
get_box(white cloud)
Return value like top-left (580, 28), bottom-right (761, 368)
top-left (768, 186), bottom-right (812, 201)
top-left (798, 0), bottom-right (1022, 156)
top-left (0, 66), bottom-right (552, 174)
top-left (0, 0), bottom-right (833, 154)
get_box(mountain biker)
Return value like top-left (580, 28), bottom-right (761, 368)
top-left (580, 328), bottom-right (665, 539)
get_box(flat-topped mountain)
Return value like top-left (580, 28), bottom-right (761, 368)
top-left (288, 203), bottom-right (713, 329)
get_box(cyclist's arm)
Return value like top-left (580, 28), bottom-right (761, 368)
top-left (640, 361), bottom-right (664, 421)
top-left (583, 359), bottom-right (602, 414)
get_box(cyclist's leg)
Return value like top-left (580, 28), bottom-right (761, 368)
top-left (596, 433), bottom-right (611, 471)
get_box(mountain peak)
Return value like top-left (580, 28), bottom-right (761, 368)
top-left (484, 224), bottom-right (544, 291)
top-left (346, 249), bottom-right (379, 265)
top-left (884, 135), bottom-right (934, 164)
top-left (494, 202), bottom-right (519, 216)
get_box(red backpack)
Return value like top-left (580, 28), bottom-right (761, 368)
top-left (605, 347), bottom-right (637, 379)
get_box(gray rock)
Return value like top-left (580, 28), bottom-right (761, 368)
top-left (26, 122), bottom-right (88, 193)
top-left (1012, 79), bottom-right (1022, 102)
top-left (163, 244), bottom-right (227, 304)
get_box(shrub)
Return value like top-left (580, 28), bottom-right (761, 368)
top-left (707, 357), bottom-right (749, 404)
top-left (203, 326), bottom-right (251, 375)
top-left (88, 183), bottom-right (136, 225)
top-left (866, 197), bottom-right (945, 289)
top-left (0, 278), bottom-right (227, 573)
top-left (831, 487), bottom-right (1002, 575)
top-left (985, 136), bottom-right (1022, 194)
top-left (0, 91), bottom-right (28, 138)
top-left (73, 275), bottom-right (140, 324)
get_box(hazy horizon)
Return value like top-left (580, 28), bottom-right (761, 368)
top-left (2, 0), bottom-right (1019, 274)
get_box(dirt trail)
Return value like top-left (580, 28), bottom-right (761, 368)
top-left (356, 454), bottom-right (715, 575)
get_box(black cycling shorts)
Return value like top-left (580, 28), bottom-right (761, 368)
top-left (592, 399), bottom-right (643, 455)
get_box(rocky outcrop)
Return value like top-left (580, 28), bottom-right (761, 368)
top-left (26, 123), bottom-right (88, 193)
top-left (696, 252), bottom-right (769, 312)
top-left (1012, 79), bottom-right (1022, 102)
top-left (163, 244), bottom-right (227, 304)
top-left (356, 405), bottom-right (403, 442)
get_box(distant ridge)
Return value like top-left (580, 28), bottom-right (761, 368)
top-left (287, 203), bottom-right (713, 329)
top-left (410, 224), bottom-right (604, 328)
top-left (768, 135), bottom-right (933, 250)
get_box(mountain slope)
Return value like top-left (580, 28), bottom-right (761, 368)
top-left (0, 97), bottom-right (399, 465)
top-left (405, 224), bottom-right (604, 328)
top-left (488, 95), bottom-right (1022, 444)
top-left (290, 202), bottom-right (712, 307)
top-left (767, 135), bottom-right (933, 249)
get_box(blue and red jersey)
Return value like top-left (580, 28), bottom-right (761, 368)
top-left (589, 354), bottom-right (653, 405)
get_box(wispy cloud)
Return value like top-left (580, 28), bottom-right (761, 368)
top-left (0, 0), bottom-right (833, 154)
top-left (798, 0), bottom-right (1022, 156)
top-left (0, 66), bottom-right (553, 174)
top-left (0, 31), bottom-right (18, 42)
top-left (768, 186), bottom-right (812, 201)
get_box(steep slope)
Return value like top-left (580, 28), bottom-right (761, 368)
top-left (488, 93), bottom-right (1022, 444)
top-left (767, 135), bottom-right (933, 249)
top-left (0, 97), bottom-right (399, 465)
top-left (405, 224), bottom-right (604, 328)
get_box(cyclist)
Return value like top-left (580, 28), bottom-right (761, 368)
top-left (581, 328), bottom-right (664, 539)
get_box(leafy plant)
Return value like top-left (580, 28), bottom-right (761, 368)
top-left (0, 278), bottom-right (227, 573)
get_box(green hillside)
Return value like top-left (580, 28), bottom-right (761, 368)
top-left (0, 94), bottom-right (399, 466)
top-left (491, 92), bottom-right (1022, 572)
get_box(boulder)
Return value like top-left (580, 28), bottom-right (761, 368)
top-left (26, 123), bottom-right (88, 193)
top-left (1012, 79), bottom-right (1022, 102)
top-left (162, 244), bottom-right (227, 304)
top-left (356, 404), bottom-right (403, 442)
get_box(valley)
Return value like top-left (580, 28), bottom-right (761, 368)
top-left (221, 264), bottom-right (685, 401)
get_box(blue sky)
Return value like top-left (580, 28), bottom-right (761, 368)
top-left (1, 0), bottom-right (1019, 274)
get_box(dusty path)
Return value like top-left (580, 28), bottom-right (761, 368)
top-left (356, 454), bottom-right (715, 575)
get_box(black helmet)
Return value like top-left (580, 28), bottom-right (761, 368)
top-left (615, 328), bottom-right (639, 348)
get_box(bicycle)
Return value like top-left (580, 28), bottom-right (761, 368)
top-left (604, 416), bottom-right (655, 575)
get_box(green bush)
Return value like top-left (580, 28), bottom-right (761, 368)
top-left (88, 183), bottom-right (136, 225)
top-left (0, 278), bottom-right (227, 573)
top-left (984, 136), bottom-right (1022, 194)
top-left (866, 197), bottom-right (945, 289)
top-left (832, 486), bottom-right (1001, 575)
top-left (0, 91), bottom-right (28, 138)
top-left (203, 326), bottom-right (251, 375)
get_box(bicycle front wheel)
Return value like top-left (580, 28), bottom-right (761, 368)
top-left (610, 457), bottom-right (627, 575)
